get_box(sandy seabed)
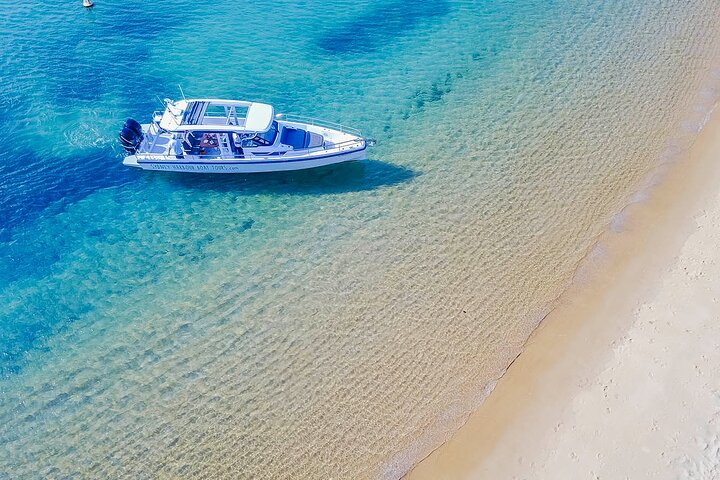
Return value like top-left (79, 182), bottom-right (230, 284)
top-left (407, 100), bottom-right (720, 478)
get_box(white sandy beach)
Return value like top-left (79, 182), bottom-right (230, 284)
top-left (407, 104), bottom-right (720, 479)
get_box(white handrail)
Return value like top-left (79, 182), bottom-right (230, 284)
top-left (139, 138), bottom-right (366, 162)
top-left (274, 113), bottom-right (363, 136)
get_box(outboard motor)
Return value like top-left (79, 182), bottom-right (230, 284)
top-left (119, 118), bottom-right (144, 154)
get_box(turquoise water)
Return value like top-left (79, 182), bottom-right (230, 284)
top-left (1, 0), bottom-right (720, 477)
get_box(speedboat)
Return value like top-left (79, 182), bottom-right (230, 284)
top-left (119, 98), bottom-right (371, 173)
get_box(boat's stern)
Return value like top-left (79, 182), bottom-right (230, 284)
top-left (122, 155), bottom-right (141, 168)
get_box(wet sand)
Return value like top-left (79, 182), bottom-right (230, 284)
top-left (407, 101), bottom-right (720, 479)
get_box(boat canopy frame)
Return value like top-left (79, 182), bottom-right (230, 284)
top-left (159, 99), bottom-right (275, 134)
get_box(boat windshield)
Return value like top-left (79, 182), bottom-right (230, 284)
top-left (248, 121), bottom-right (278, 146)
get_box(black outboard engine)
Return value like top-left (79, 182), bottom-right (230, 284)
top-left (119, 118), bottom-right (144, 154)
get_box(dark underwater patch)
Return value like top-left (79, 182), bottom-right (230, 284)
top-left (239, 219), bottom-right (255, 232)
top-left (394, 73), bottom-right (454, 123)
top-left (0, 146), bottom-right (134, 234)
top-left (0, 0), bottom-right (203, 235)
top-left (317, 0), bottom-right (450, 54)
top-left (0, 0), bottom-right (188, 235)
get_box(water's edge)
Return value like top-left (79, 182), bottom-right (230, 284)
top-left (400, 59), bottom-right (720, 480)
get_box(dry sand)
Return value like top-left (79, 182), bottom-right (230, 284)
top-left (407, 104), bottom-right (720, 480)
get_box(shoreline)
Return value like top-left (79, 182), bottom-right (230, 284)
top-left (406, 88), bottom-right (720, 477)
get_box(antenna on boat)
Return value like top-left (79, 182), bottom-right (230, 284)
top-left (178, 84), bottom-right (187, 101)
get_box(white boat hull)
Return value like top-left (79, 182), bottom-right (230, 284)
top-left (124, 146), bottom-right (366, 173)
top-left (120, 99), bottom-right (372, 174)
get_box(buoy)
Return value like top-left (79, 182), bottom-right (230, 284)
top-left (83, 0), bottom-right (94, 7)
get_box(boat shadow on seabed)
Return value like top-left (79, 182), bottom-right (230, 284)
top-left (150, 159), bottom-right (418, 196)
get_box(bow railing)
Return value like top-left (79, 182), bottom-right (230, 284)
top-left (274, 113), bottom-right (363, 136)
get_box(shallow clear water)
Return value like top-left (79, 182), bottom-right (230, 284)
top-left (1, 0), bottom-right (720, 478)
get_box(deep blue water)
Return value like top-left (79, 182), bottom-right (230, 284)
top-left (0, 0), bottom-right (542, 374)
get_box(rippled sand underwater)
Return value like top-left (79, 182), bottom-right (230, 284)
top-left (1, 0), bottom-right (720, 478)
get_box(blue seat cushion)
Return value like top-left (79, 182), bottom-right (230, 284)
top-left (280, 127), bottom-right (309, 149)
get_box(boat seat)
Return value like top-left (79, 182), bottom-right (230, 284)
top-left (307, 132), bottom-right (324, 148)
top-left (280, 127), bottom-right (310, 149)
top-left (182, 132), bottom-right (203, 154)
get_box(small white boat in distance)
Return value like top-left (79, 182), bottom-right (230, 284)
top-left (119, 99), bottom-right (372, 173)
